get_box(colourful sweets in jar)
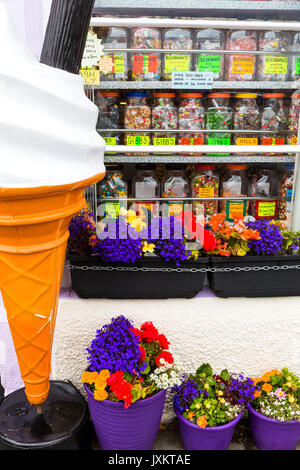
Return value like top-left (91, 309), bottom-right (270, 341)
top-left (124, 92), bottom-right (151, 155)
top-left (225, 30), bottom-right (257, 81)
top-left (98, 167), bottom-right (127, 218)
top-left (152, 92), bottom-right (178, 152)
top-left (287, 92), bottom-right (300, 146)
top-left (291, 32), bottom-right (300, 81)
top-left (233, 93), bottom-right (260, 152)
top-left (162, 166), bottom-right (189, 216)
top-left (195, 29), bottom-right (225, 81)
top-left (131, 27), bottom-right (161, 81)
top-left (178, 92), bottom-right (205, 155)
top-left (96, 27), bottom-right (128, 81)
top-left (205, 93), bottom-right (233, 155)
top-left (278, 164), bottom-right (294, 224)
top-left (261, 93), bottom-right (287, 153)
top-left (162, 28), bottom-right (193, 80)
top-left (192, 164), bottom-right (219, 220)
top-left (95, 91), bottom-right (120, 152)
top-left (257, 31), bottom-right (291, 82)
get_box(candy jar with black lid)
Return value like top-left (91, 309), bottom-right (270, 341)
top-left (162, 28), bottom-right (193, 80)
top-left (225, 30), bottom-right (257, 81)
top-left (162, 165), bottom-right (189, 216)
top-left (287, 92), bottom-right (300, 146)
top-left (233, 93), bottom-right (260, 151)
top-left (152, 92), bottom-right (178, 152)
top-left (261, 93), bottom-right (287, 152)
top-left (131, 27), bottom-right (161, 81)
top-left (124, 92), bottom-right (151, 154)
top-left (205, 92), bottom-right (233, 155)
top-left (220, 164), bottom-right (249, 219)
top-left (195, 29), bottom-right (225, 81)
top-left (178, 92), bottom-right (205, 154)
top-left (95, 91), bottom-right (120, 151)
top-left (257, 30), bottom-right (291, 82)
top-left (98, 165), bottom-right (127, 218)
top-left (96, 27), bottom-right (128, 81)
top-left (132, 164), bottom-right (160, 217)
top-left (191, 164), bottom-right (219, 220)
top-left (250, 168), bottom-right (279, 220)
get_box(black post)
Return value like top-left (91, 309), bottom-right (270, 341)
top-left (40, 0), bottom-right (95, 74)
top-left (0, 375), bottom-right (4, 404)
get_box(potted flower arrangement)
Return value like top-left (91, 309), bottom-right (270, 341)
top-left (172, 363), bottom-right (256, 450)
top-left (248, 368), bottom-right (300, 450)
top-left (68, 208), bottom-right (212, 299)
top-left (81, 316), bottom-right (181, 450)
top-left (206, 214), bottom-right (300, 297)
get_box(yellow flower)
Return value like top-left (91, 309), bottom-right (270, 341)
top-left (195, 403), bottom-right (201, 410)
top-left (197, 416), bottom-right (208, 429)
top-left (286, 382), bottom-right (293, 388)
top-left (142, 241), bottom-right (155, 253)
top-left (217, 390), bottom-right (223, 396)
top-left (286, 376), bottom-right (292, 382)
top-left (288, 396), bottom-right (295, 403)
top-left (204, 383), bottom-right (210, 390)
top-left (205, 403), bottom-right (210, 409)
top-left (81, 371), bottom-right (99, 385)
top-left (130, 217), bottom-right (147, 232)
top-left (94, 388), bottom-right (108, 401)
top-left (219, 398), bottom-right (225, 404)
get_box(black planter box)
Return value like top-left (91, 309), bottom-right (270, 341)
top-left (69, 255), bottom-right (209, 299)
top-left (208, 255), bottom-right (300, 298)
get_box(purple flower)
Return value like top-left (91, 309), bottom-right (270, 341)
top-left (247, 220), bottom-right (284, 256)
top-left (172, 377), bottom-right (200, 413)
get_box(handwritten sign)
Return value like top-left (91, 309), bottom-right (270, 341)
top-left (81, 29), bottom-right (104, 68)
top-left (172, 71), bottom-right (213, 89)
top-left (79, 69), bottom-right (100, 85)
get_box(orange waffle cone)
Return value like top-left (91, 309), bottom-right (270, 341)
top-left (0, 173), bottom-right (104, 405)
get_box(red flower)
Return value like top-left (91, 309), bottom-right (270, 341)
top-left (157, 334), bottom-right (170, 350)
top-left (202, 229), bottom-right (217, 252)
top-left (89, 235), bottom-right (98, 247)
top-left (155, 351), bottom-right (174, 367)
top-left (107, 371), bottom-right (133, 408)
top-left (139, 346), bottom-right (147, 362)
top-left (140, 321), bottom-right (159, 342)
top-left (107, 371), bottom-right (124, 387)
top-left (131, 328), bottom-right (142, 342)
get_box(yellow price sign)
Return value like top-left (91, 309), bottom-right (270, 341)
top-left (198, 187), bottom-right (215, 198)
top-left (264, 56), bottom-right (288, 75)
top-left (165, 54), bottom-right (190, 73)
top-left (80, 69), bottom-right (100, 85)
top-left (257, 201), bottom-right (277, 218)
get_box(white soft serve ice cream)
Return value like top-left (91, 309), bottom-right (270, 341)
top-left (0, 3), bottom-right (105, 188)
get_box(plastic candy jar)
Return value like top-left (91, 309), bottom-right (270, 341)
top-left (257, 31), bottom-right (291, 81)
top-left (195, 29), bottom-right (225, 81)
top-left (133, 164), bottom-right (160, 217)
top-left (191, 164), bottom-right (219, 220)
top-left (162, 166), bottom-right (190, 216)
top-left (98, 166), bottom-right (127, 218)
top-left (287, 92), bottom-right (300, 146)
top-left (131, 27), bottom-right (161, 81)
top-left (152, 92), bottom-right (178, 151)
top-left (220, 164), bottom-right (249, 219)
top-left (278, 164), bottom-right (294, 225)
top-left (162, 28), bottom-right (193, 80)
top-left (205, 92), bottom-right (233, 155)
top-left (261, 93), bottom-right (287, 152)
top-left (178, 92), bottom-right (205, 154)
top-left (225, 30), bottom-right (257, 81)
top-left (124, 92), bottom-right (151, 154)
top-left (233, 93), bottom-right (260, 151)
top-left (95, 91), bottom-right (120, 152)
top-left (291, 32), bottom-right (300, 81)
top-left (250, 168), bottom-right (279, 220)
top-left (96, 27), bottom-right (128, 81)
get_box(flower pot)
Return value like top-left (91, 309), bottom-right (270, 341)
top-left (208, 255), bottom-right (300, 297)
top-left (247, 403), bottom-right (300, 450)
top-left (69, 255), bottom-right (209, 299)
top-left (175, 409), bottom-right (242, 450)
top-left (84, 385), bottom-right (166, 450)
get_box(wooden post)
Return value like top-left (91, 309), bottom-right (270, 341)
top-left (40, 0), bottom-right (95, 74)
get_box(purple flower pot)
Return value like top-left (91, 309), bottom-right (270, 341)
top-left (84, 384), bottom-right (166, 450)
top-left (247, 403), bottom-right (300, 450)
top-left (175, 409), bottom-right (243, 450)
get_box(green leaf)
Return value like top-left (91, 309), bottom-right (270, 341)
top-left (196, 363), bottom-right (213, 377)
top-left (220, 369), bottom-right (230, 381)
top-left (206, 376), bottom-right (216, 386)
top-left (131, 384), bottom-right (142, 403)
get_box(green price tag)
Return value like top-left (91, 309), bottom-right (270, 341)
top-left (198, 55), bottom-right (221, 74)
top-left (207, 137), bottom-right (230, 156)
top-left (295, 57), bottom-right (300, 75)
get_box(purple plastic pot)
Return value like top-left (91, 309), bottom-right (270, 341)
top-left (84, 384), bottom-right (166, 450)
top-left (247, 403), bottom-right (300, 450)
top-left (175, 409), bottom-right (243, 450)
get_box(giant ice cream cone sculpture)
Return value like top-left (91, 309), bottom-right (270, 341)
top-left (0, 1), bottom-right (105, 405)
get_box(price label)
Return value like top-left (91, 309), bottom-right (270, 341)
top-left (103, 136), bottom-right (117, 145)
top-left (231, 56), bottom-right (255, 75)
top-left (80, 69), bottom-right (100, 85)
top-left (114, 55), bottom-right (125, 73)
top-left (198, 187), bottom-right (215, 198)
top-left (295, 57), bottom-right (300, 75)
top-left (165, 54), bottom-right (190, 73)
top-left (236, 137), bottom-right (258, 145)
top-left (262, 137), bottom-right (284, 146)
top-left (264, 56), bottom-right (288, 75)
top-left (198, 56), bottom-right (221, 74)
top-left (168, 203), bottom-right (184, 216)
top-left (256, 201), bottom-right (278, 219)
top-left (126, 135), bottom-right (150, 146)
top-left (172, 71), bottom-right (213, 89)
top-left (180, 137), bottom-right (204, 145)
top-left (82, 29), bottom-right (104, 68)
top-left (290, 135), bottom-right (298, 145)
top-left (105, 202), bottom-right (120, 218)
top-left (133, 55), bottom-right (158, 73)
top-left (226, 201), bottom-right (247, 221)
top-left (98, 55), bottom-right (114, 73)
top-left (208, 137), bottom-right (230, 145)
top-left (153, 137), bottom-right (176, 145)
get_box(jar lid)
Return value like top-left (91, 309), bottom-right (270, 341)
top-left (226, 164), bottom-right (247, 170)
top-left (180, 93), bottom-right (203, 98)
top-left (195, 164), bottom-right (216, 170)
top-left (126, 92), bottom-right (148, 97)
top-left (235, 93), bottom-right (257, 99)
top-left (99, 91), bottom-right (119, 97)
top-left (262, 93), bottom-right (285, 99)
top-left (292, 93), bottom-right (300, 99)
top-left (154, 92), bottom-right (175, 98)
top-left (207, 93), bottom-right (231, 98)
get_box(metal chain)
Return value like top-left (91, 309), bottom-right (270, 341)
top-left (67, 264), bottom-right (300, 274)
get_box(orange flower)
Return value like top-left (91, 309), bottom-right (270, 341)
top-left (187, 412), bottom-right (195, 421)
top-left (261, 372), bottom-right (272, 383)
top-left (95, 369), bottom-right (110, 388)
top-left (81, 371), bottom-right (99, 385)
top-left (270, 369), bottom-right (281, 376)
top-left (252, 377), bottom-right (262, 386)
top-left (254, 390), bottom-right (261, 398)
top-left (197, 416), bottom-right (208, 429)
top-left (262, 383), bottom-right (273, 394)
top-left (94, 388), bottom-right (108, 401)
